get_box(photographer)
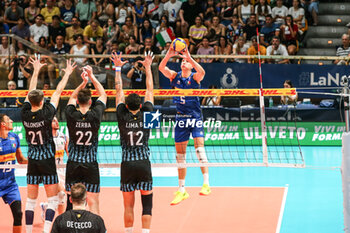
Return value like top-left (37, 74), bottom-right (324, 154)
top-left (8, 55), bottom-right (31, 90)
top-left (0, 81), bottom-right (23, 107)
top-left (127, 56), bottom-right (147, 89)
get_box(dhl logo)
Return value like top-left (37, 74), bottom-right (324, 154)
top-left (0, 89), bottom-right (296, 97)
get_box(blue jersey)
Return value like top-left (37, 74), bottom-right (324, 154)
top-left (171, 71), bottom-right (202, 119)
top-left (0, 132), bottom-right (20, 179)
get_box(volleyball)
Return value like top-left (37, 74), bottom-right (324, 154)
top-left (172, 38), bottom-right (187, 52)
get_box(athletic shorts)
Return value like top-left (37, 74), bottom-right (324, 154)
top-left (120, 159), bottom-right (152, 192)
top-left (0, 177), bottom-right (21, 204)
top-left (65, 161), bottom-right (100, 193)
top-left (27, 157), bottom-right (58, 185)
top-left (174, 117), bottom-right (205, 143)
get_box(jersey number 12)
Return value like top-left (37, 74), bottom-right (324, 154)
top-left (127, 131), bottom-right (143, 146)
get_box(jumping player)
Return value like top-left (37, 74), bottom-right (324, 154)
top-left (111, 51), bottom-right (154, 233)
top-left (0, 114), bottom-right (27, 233)
top-left (22, 55), bottom-right (76, 233)
top-left (65, 65), bottom-right (107, 215)
top-left (159, 45), bottom-right (211, 205)
top-left (40, 116), bottom-right (69, 219)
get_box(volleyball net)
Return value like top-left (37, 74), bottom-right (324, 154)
top-left (0, 88), bottom-right (305, 169)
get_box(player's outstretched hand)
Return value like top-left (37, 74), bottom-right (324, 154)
top-left (29, 53), bottom-right (47, 71)
top-left (138, 51), bottom-right (154, 68)
top-left (81, 70), bottom-right (89, 83)
top-left (166, 45), bottom-right (178, 58)
top-left (110, 52), bottom-right (128, 67)
top-left (62, 59), bottom-right (77, 75)
top-left (179, 48), bottom-right (191, 62)
top-left (83, 65), bottom-right (94, 77)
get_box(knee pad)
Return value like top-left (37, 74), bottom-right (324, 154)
top-left (196, 147), bottom-right (208, 163)
top-left (47, 196), bottom-right (59, 211)
top-left (141, 193), bottom-right (153, 216)
top-left (58, 191), bottom-right (66, 205)
top-left (176, 154), bottom-right (186, 168)
top-left (25, 198), bottom-right (36, 211)
top-left (10, 201), bottom-right (22, 226)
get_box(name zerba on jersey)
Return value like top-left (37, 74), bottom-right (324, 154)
top-left (23, 121), bottom-right (44, 128)
top-left (75, 122), bottom-right (92, 128)
top-left (126, 122), bottom-right (142, 128)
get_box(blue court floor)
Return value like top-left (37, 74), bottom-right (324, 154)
top-left (15, 146), bottom-right (343, 233)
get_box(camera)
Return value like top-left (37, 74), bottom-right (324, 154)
top-left (13, 57), bottom-right (25, 67)
top-left (137, 63), bottom-right (143, 68)
top-left (341, 75), bottom-right (349, 87)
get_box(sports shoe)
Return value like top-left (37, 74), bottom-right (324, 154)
top-left (40, 202), bottom-right (48, 222)
top-left (199, 184), bottom-right (211, 196)
top-left (170, 190), bottom-right (189, 205)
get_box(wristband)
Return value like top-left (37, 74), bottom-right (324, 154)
top-left (115, 66), bottom-right (121, 72)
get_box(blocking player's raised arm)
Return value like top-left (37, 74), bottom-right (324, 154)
top-left (67, 70), bottom-right (89, 106)
top-left (180, 48), bottom-right (205, 83)
top-left (159, 46), bottom-right (178, 81)
top-left (139, 51), bottom-right (154, 104)
top-left (25, 54), bottom-right (47, 103)
top-left (51, 59), bottom-right (77, 108)
top-left (84, 65), bottom-right (107, 105)
top-left (110, 52), bottom-right (128, 106)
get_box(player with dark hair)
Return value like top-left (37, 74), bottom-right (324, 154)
top-left (111, 51), bottom-right (154, 233)
top-left (51, 183), bottom-right (107, 233)
top-left (22, 55), bottom-right (76, 233)
top-left (40, 116), bottom-right (69, 220)
top-left (159, 44), bottom-right (211, 205)
top-left (65, 65), bottom-right (107, 215)
top-left (0, 114), bottom-right (27, 233)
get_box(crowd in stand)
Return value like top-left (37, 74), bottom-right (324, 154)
top-left (0, 0), bottom-right (319, 90)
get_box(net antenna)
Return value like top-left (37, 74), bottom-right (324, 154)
top-left (256, 28), bottom-right (268, 165)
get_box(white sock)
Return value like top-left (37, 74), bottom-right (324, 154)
top-left (203, 173), bottom-right (209, 185)
top-left (26, 225), bottom-right (33, 233)
top-left (179, 179), bottom-right (185, 192)
top-left (43, 220), bottom-right (53, 233)
top-left (125, 227), bottom-right (133, 233)
top-left (142, 229), bottom-right (150, 233)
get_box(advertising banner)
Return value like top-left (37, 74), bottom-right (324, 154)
top-left (158, 63), bottom-right (350, 92)
top-left (13, 122), bottom-right (345, 147)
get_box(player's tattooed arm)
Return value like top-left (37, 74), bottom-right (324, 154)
top-left (138, 51), bottom-right (154, 104)
top-left (110, 52), bottom-right (128, 106)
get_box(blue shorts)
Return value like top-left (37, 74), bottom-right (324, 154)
top-left (0, 177), bottom-right (21, 204)
top-left (175, 117), bottom-right (205, 143)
